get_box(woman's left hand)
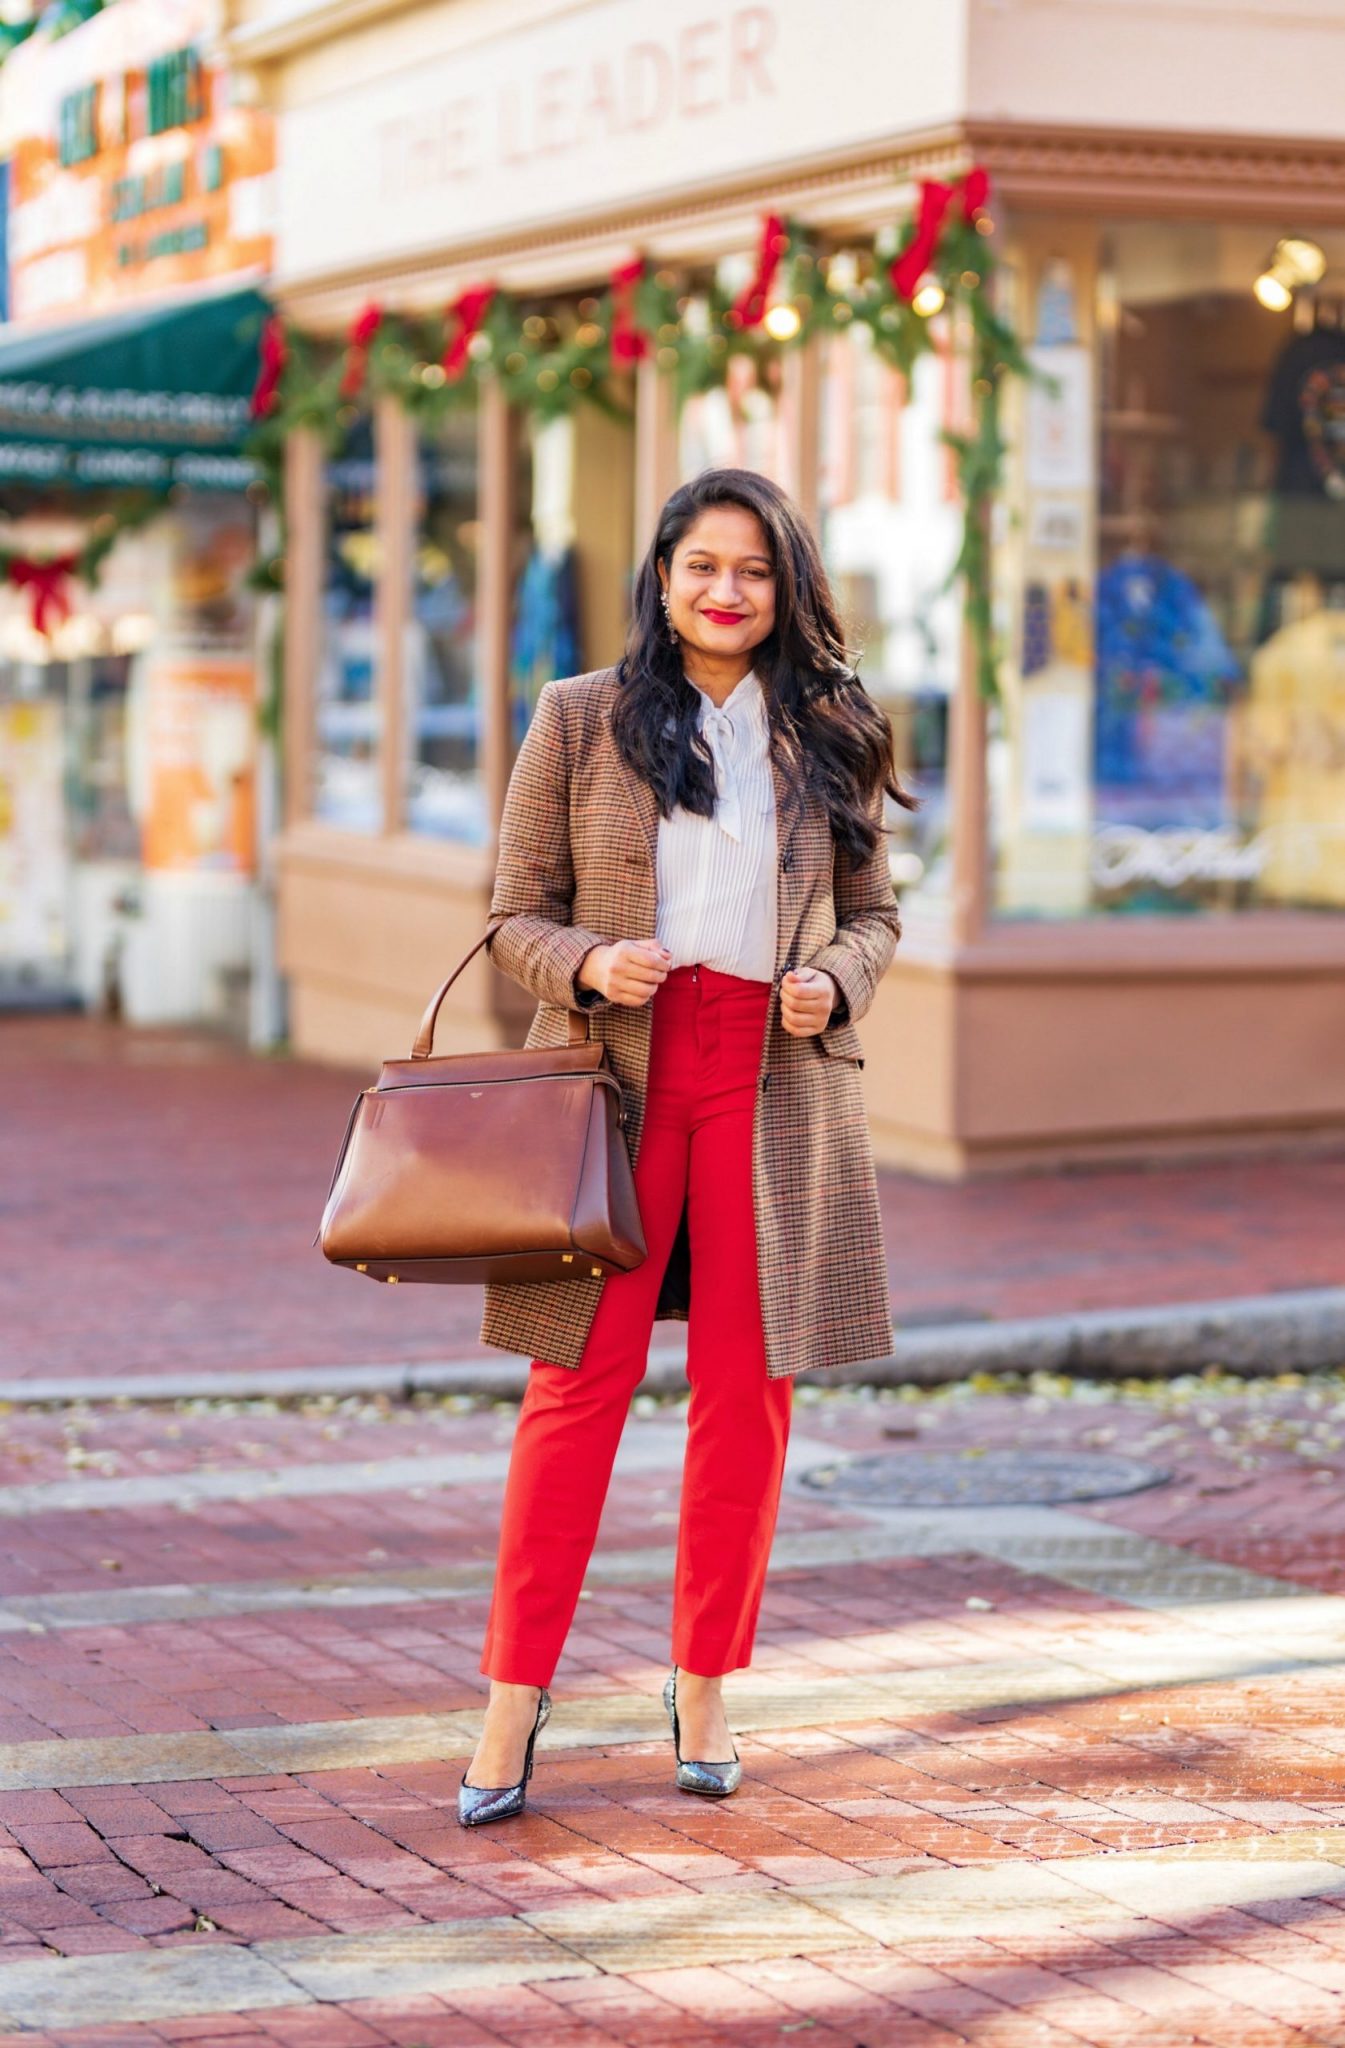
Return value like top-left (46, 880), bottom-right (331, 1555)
top-left (780, 967), bottom-right (839, 1036)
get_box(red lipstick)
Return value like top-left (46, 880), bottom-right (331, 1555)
top-left (702, 608), bottom-right (747, 625)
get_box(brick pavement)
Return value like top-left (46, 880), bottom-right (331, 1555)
top-left (2, 1375), bottom-right (1345, 2043)
top-left (4, 1016), bottom-right (1344, 1384)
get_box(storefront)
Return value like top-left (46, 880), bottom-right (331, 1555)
top-left (0, 0), bottom-right (274, 1028)
top-left (239, 0), bottom-right (1345, 1172)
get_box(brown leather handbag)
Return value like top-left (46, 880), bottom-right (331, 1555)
top-left (318, 933), bottom-right (646, 1285)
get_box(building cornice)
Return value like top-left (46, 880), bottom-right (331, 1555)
top-left (228, 0), bottom-right (426, 65)
top-left (971, 118), bottom-right (1345, 222)
top-left (272, 127), bottom-right (971, 325)
top-left (271, 116), bottom-right (1345, 327)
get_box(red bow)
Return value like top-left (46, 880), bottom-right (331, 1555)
top-left (961, 166), bottom-right (991, 221)
top-left (339, 302), bottom-right (383, 401)
top-left (609, 257), bottom-right (649, 365)
top-left (442, 285), bottom-right (496, 382)
top-left (250, 316), bottom-right (287, 419)
top-left (889, 168), bottom-right (992, 302)
top-left (9, 552), bottom-right (80, 637)
top-left (732, 213), bottom-right (789, 328)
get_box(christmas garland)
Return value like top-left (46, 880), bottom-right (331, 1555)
top-left (249, 169), bottom-right (1032, 698)
top-left (0, 496), bottom-right (161, 637)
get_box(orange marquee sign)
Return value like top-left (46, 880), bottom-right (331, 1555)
top-left (5, 0), bottom-right (273, 325)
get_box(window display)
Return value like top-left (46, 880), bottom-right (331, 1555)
top-left (314, 418), bottom-right (379, 833)
top-left (996, 219), bottom-right (1345, 918)
top-left (407, 412), bottom-right (484, 842)
top-left (0, 689), bottom-right (69, 985)
top-left (680, 351), bottom-right (790, 485)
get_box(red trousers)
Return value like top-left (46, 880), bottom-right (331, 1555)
top-left (480, 964), bottom-right (793, 1686)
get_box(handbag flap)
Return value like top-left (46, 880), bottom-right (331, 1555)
top-left (322, 1070), bottom-right (601, 1263)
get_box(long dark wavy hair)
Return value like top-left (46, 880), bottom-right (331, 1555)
top-left (612, 467), bottom-right (916, 867)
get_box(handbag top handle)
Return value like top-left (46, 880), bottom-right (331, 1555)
top-left (411, 929), bottom-right (592, 1059)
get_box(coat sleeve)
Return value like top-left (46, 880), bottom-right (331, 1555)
top-left (803, 788), bottom-right (902, 1028)
top-left (484, 681), bottom-right (611, 1012)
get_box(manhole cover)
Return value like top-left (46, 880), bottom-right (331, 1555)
top-left (798, 1450), bottom-right (1170, 1508)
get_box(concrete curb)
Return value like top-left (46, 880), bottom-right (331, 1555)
top-left (830, 1285), bottom-right (1345, 1387)
top-left (6, 1287), bottom-right (1345, 1406)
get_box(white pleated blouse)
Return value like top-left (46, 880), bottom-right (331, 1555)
top-left (654, 669), bottom-right (778, 983)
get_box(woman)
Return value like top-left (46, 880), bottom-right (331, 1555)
top-left (460, 466), bottom-right (909, 1826)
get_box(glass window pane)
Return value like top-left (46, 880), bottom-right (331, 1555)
top-left (315, 416), bottom-right (380, 832)
top-left (818, 324), bottom-right (961, 927)
top-left (407, 410), bottom-right (485, 842)
top-left (680, 351), bottom-right (790, 484)
top-left (0, 672), bottom-right (71, 987)
top-left (503, 416), bottom-right (538, 763)
top-left (995, 219), bottom-right (1345, 917)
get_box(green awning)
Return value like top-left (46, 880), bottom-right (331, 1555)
top-left (0, 282), bottom-right (268, 492)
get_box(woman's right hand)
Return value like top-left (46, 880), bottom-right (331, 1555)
top-left (578, 938), bottom-right (672, 1006)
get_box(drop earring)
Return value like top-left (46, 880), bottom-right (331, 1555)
top-left (660, 590), bottom-right (679, 645)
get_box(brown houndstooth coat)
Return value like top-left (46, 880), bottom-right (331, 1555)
top-left (478, 665), bottom-right (901, 1380)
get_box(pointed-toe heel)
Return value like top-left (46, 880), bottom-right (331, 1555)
top-left (458, 1687), bottom-right (551, 1827)
top-left (663, 1666), bottom-right (742, 1798)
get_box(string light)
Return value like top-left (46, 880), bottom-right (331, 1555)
top-left (1253, 235), bottom-right (1326, 312)
top-left (1276, 237), bottom-right (1326, 285)
top-left (1254, 273), bottom-right (1293, 312)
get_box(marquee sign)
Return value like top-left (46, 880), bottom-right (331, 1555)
top-left (3, 0), bottom-right (273, 325)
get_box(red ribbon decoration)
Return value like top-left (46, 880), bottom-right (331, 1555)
top-left (609, 257), bottom-right (649, 364)
top-left (889, 167), bottom-right (992, 302)
top-left (339, 302), bottom-right (383, 401)
top-left (8, 552), bottom-right (80, 637)
top-left (731, 213), bottom-right (789, 328)
top-left (250, 315), bottom-right (287, 419)
top-left (442, 285), bottom-right (496, 382)
top-left (961, 165), bottom-right (991, 221)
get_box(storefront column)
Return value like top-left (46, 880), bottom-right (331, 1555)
top-left (634, 356), bottom-right (677, 556)
top-left (479, 380), bottom-right (517, 841)
top-left (948, 639), bottom-right (989, 944)
top-left (571, 403), bottom-right (636, 668)
top-left (781, 334), bottom-right (821, 530)
top-left (375, 395), bottom-right (415, 837)
top-left (948, 307), bottom-right (989, 947)
top-left (282, 428), bottom-right (323, 828)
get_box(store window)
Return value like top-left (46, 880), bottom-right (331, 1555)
top-left (407, 410), bottom-right (483, 842)
top-left (0, 663), bottom-right (73, 989)
top-left (996, 219), bottom-right (1345, 918)
top-left (508, 415), bottom-right (564, 755)
top-left (314, 416), bottom-right (379, 832)
top-left (817, 322), bottom-right (961, 925)
top-left (66, 652), bottom-right (138, 865)
top-left (680, 351), bottom-right (790, 484)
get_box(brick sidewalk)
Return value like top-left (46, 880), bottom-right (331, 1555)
top-left (4, 1016), bottom-right (1344, 1384)
top-left (2, 1372), bottom-right (1345, 2044)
